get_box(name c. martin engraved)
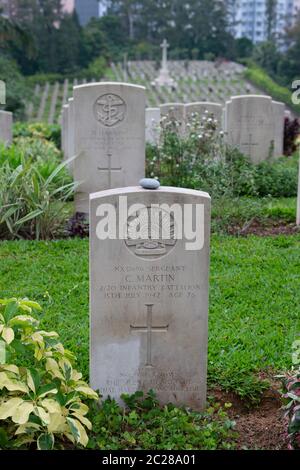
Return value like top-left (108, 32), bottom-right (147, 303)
top-left (125, 206), bottom-right (177, 260)
top-left (94, 93), bottom-right (126, 127)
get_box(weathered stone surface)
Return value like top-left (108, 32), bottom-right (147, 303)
top-left (0, 110), bottom-right (12, 145)
top-left (73, 82), bottom-right (146, 213)
top-left (67, 98), bottom-right (75, 176)
top-left (145, 108), bottom-right (160, 145)
top-left (185, 102), bottom-right (223, 130)
top-left (152, 39), bottom-right (176, 88)
top-left (139, 178), bottom-right (160, 189)
top-left (272, 100), bottom-right (285, 157)
top-left (90, 186), bottom-right (211, 410)
top-left (225, 95), bottom-right (276, 163)
top-left (61, 104), bottom-right (69, 159)
top-left (160, 103), bottom-right (185, 136)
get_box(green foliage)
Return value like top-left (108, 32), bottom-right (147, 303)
top-left (254, 157), bottom-right (298, 197)
top-left (0, 235), bottom-right (299, 403)
top-left (0, 138), bottom-right (75, 240)
top-left (13, 122), bottom-right (61, 150)
top-left (88, 391), bottom-right (237, 450)
top-left (244, 64), bottom-right (300, 116)
top-left (26, 74), bottom-right (64, 86)
top-left (0, 56), bottom-right (29, 119)
top-left (82, 57), bottom-right (110, 81)
top-left (212, 196), bottom-right (296, 234)
top-left (280, 351), bottom-right (300, 450)
top-left (146, 112), bottom-right (298, 198)
top-left (0, 297), bottom-right (98, 450)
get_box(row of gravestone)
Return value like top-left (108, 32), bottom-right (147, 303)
top-left (0, 84), bottom-right (299, 409)
top-left (0, 110), bottom-right (13, 145)
top-left (61, 82), bottom-right (300, 222)
top-left (145, 96), bottom-right (288, 164)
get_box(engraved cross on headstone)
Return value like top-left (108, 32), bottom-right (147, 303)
top-left (130, 304), bottom-right (169, 367)
top-left (98, 152), bottom-right (122, 188)
top-left (241, 134), bottom-right (259, 158)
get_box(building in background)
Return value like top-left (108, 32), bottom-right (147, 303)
top-left (0, 0), bottom-right (15, 17)
top-left (232, 0), bottom-right (297, 43)
top-left (74, 0), bottom-right (100, 26)
top-left (62, 0), bottom-right (74, 13)
top-left (294, 0), bottom-right (300, 14)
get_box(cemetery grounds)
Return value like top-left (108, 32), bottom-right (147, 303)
top-left (0, 61), bottom-right (300, 450)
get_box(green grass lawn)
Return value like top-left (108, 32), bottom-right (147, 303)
top-left (0, 234), bottom-right (299, 401)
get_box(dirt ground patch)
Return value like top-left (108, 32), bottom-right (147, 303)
top-left (228, 219), bottom-right (299, 237)
top-left (211, 387), bottom-right (288, 450)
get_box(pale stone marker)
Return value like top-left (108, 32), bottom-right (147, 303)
top-left (0, 80), bottom-right (5, 105)
top-left (145, 108), bottom-right (160, 145)
top-left (185, 102), bottom-right (223, 130)
top-left (0, 110), bottom-right (13, 145)
top-left (160, 103), bottom-right (185, 137)
top-left (225, 95), bottom-right (275, 163)
top-left (73, 83), bottom-right (146, 213)
top-left (152, 39), bottom-right (176, 88)
top-left (272, 100), bottom-right (285, 157)
top-left (61, 104), bottom-right (69, 159)
top-left (90, 185), bottom-right (211, 409)
top-left (67, 98), bottom-right (75, 176)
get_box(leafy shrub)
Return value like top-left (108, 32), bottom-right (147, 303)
top-left (282, 368), bottom-right (300, 450)
top-left (26, 74), bottom-right (65, 86)
top-left (0, 56), bottom-right (29, 119)
top-left (14, 123), bottom-right (61, 150)
top-left (67, 213), bottom-right (89, 239)
top-left (0, 298), bottom-right (98, 450)
top-left (1, 136), bottom-right (61, 168)
top-left (88, 391), bottom-right (237, 450)
top-left (254, 157), bottom-right (298, 197)
top-left (284, 118), bottom-right (300, 156)
top-left (146, 111), bottom-right (298, 199)
top-left (282, 338), bottom-right (300, 450)
top-left (82, 57), bottom-right (109, 81)
top-left (0, 156), bottom-right (76, 240)
top-left (0, 134), bottom-right (75, 240)
top-left (244, 64), bottom-right (300, 116)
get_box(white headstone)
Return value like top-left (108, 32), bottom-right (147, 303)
top-left (73, 83), bottom-right (146, 213)
top-left (160, 103), bottom-right (185, 137)
top-left (0, 110), bottom-right (12, 146)
top-left (272, 100), bottom-right (285, 157)
top-left (0, 80), bottom-right (6, 105)
top-left (185, 102), bottom-right (223, 130)
top-left (67, 98), bottom-right (75, 176)
top-left (225, 95), bottom-right (275, 163)
top-left (285, 110), bottom-right (292, 120)
top-left (61, 104), bottom-right (69, 159)
top-left (145, 108), bottom-right (160, 145)
top-left (90, 185), bottom-right (211, 409)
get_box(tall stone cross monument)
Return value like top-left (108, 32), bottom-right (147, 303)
top-left (152, 39), bottom-right (176, 88)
